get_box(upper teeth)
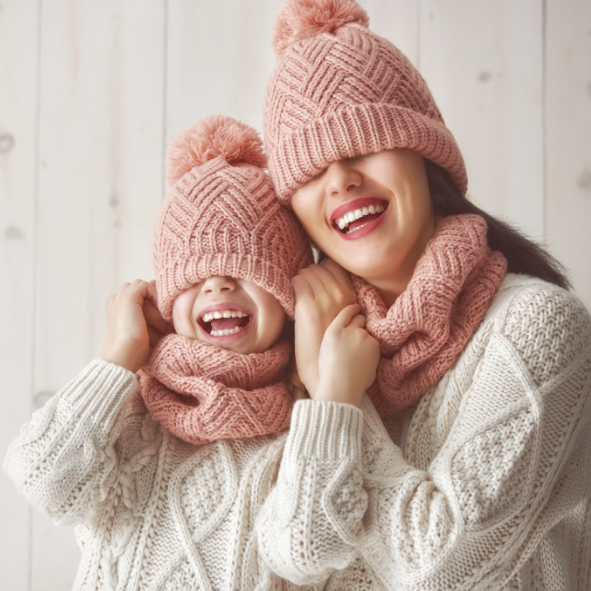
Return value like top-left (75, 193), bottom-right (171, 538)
top-left (201, 310), bottom-right (249, 323)
top-left (336, 203), bottom-right (385, 231)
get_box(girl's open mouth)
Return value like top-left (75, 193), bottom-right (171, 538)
top-left (331, 198), bottom-right (388, 241)
top-left (197, 307), bottom-right (253, 340)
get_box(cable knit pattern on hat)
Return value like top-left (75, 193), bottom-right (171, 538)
top-left (155, 116), bottom-right (313, 320)
top-left (138, 335), bottom-right (293, 445)
top-left (352, 214), bottom-right (507, 415)
top-left (264, 0), bottom-right (468, 204)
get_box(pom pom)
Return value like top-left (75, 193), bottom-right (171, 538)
top-left (272, 0), bottom-right (369, 58)
top-left (166, 115), bottom-right (266, 185)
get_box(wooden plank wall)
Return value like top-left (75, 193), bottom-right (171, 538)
top-left (1, 1), bottom-right (589, 588)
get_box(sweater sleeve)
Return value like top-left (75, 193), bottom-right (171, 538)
top-left (3, 360), bottom-right (145, 527)
top-left (257, 283), bottom-right (591, 589)
top-left (256, 399), bottom-right (366, 585)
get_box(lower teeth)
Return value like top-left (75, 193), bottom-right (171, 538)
top-left (211, 326), bottom-right (245, 337)
top-left (346, 222), bottom-right (368, 234)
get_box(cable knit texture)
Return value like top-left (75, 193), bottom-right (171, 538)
top-left (4, 276), bottom-right (591, 589)
top-left (138, 335), bottom-right (293, 445)
top-left (155, 116), bottom-right (313, 320)
top-left (264, 0), bottom-right (467, 205)
top-left (352, 214), bottom-right (507, 415)
top-left (256, 275), bottom-right (591, 590)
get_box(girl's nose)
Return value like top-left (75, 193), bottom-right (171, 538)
top-left (325, 159), bottom-right (362, 196)
top-left (201, 275), bottom-right (236, 294)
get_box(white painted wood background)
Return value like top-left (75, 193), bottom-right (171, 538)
top-left (1, 0), bottom-right (589, 588)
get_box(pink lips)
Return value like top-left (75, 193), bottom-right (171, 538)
top-left (196, 302), bottom-right (253, 344)
top-left (330, 197), bottom-right (388, 241)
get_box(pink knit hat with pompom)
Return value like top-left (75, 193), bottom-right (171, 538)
top-left (154, 115), bottom-right (313, 321)
top-left (265, 0), bottom-right (468, 205)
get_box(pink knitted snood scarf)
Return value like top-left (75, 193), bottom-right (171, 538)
top-left (138, 336), bottom-right (293, 445)
top-left (352, 214), bottom-right (507, 416)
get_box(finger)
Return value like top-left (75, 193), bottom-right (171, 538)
top-left (292, 273), bottom-right (315, 303)
top-left (307, 264), bottom-right (340, 291)
top-left (127, 279), bottom-right (159, 310)
top-left (302, 263), bottom-right (357, 310)
top-left (320, 258), bottom-right (352, 285)
top-left (328, 303), bottom-right (361, 331)
top-left (320, 258), bottom-right (357, 300)
top-left (143, 300), bottom-right (175, 335)
top-left (142, 280), bottom-right (160, 310)
top-left (348, 313), bottom-right (367, 329)
top-left (297, 266), bottom-right (330, 300)
top-left (147, 325), bottom-right (166, 349)
top-left (112, 282), bottom-right (132, 304)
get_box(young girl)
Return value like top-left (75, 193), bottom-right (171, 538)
top-left (4, 116), bottom-right (376, 590)
top-left (253, 1), bottom-right (591, 589)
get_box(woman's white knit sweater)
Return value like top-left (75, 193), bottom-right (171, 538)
top-left (5, 275), bottom-right (591, 590)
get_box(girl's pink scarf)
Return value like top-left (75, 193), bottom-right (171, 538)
top-left (352, 214), bottom-right (507, 416)
top-left (138, 336), bottom-right (293, 445)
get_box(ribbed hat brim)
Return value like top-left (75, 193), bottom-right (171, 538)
top-left (158, 253), bottom-right (298, 321)
top-left (268, 103), bottom-right (468, 204)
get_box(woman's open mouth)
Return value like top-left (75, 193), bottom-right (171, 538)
top-left (197, 306), bottom-right (253, 340)
top-left (331, 197), bottom-right (388, 240)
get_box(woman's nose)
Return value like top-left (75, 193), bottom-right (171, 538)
top-left (201, 275), bottom-right (236, 295)
top-left (324, 160), bottom-right (362, 196)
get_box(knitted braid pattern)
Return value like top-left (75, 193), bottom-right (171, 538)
top-left (138, 335), bottom-right (293, 445)
top-left (265, 0), bottom-right (467, 204)
top-left (353, 214), bottom-right (507, 415)
top-left (155, 134), bottom-right (313, 322)
top-left (94, 397), bottom-right (162, 590)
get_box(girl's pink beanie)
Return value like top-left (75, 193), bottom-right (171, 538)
top-left (154, 115), bottom-right (313, 321)
top-left (264, 0), bottom-right (468, 205)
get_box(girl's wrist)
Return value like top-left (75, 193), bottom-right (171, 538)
top-left (313, 376), bottom-right (363, 408)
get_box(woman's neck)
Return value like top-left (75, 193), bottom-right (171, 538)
top-left (361, 212), bottom-right (437, 308)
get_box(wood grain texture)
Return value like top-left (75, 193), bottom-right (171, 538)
top-left (166, 0), bottom-right (284, 142)
top-left (545, 0), bottom-right (591, 308)
top-left (30, 0), bottom-right (166, 588)
top-left (0, 0), bottom-right (589, 588)
top-left (361, 0), bottom-right (419, 66)
top-left (0, 1), bottom-right (39, 589)
top-left (420, 0), bottom-right (545, 240)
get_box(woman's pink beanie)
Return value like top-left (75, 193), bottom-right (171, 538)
top-left (154, 115), bottom-right (313, 321)
top-left (265, 0), bottom-right (468, 205)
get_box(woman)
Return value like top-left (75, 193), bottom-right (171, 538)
top-left (255, 1), bottom-right (591, 589)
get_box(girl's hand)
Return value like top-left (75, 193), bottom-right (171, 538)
top-left (292, 259), bottom-right (358, 397)
top-left (99, 280), bottom-right (174, 373)
top-left (314, 304), bottom-right (380, 408)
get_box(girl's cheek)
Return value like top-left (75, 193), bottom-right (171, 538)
top-left (171, 299), bottom-right (195, 338)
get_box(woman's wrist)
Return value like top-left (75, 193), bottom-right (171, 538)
top-left (100, 343), bottom-right (143, 374)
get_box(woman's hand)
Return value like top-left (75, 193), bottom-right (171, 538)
top-left (99, 279), bottom-right (174, 373)
top-left (314, 304), bottom-right (380, 408)
top-left (291, 258), bottom-right (358, 397)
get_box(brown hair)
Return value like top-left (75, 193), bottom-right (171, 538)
top-left (425, 159), bottom-right (571, 290)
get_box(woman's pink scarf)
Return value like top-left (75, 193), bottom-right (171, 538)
top-left (138, 336), bottom-right (293, 445)
top-left (352, 214), bottom-right (507, 416)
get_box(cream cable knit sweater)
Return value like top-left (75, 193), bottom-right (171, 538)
top-left (5, 274), bottom-right (591, 590)
top-left (255, 275), bottom-right (591, 590)
top-left (4, 360), bottom-right (291, 590)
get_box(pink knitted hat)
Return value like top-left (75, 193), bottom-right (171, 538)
top-left (154, 115), bottom-right (313, 321)
top-left (265, 0), bottom-right (468, 204)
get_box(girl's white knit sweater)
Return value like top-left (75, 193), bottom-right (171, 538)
top-left (5, 275), bottom-right (591, 590)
